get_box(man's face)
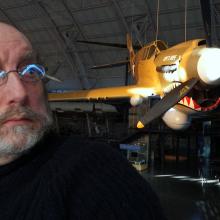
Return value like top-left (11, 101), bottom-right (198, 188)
top-left (0, 24), bottom-right (53, 160)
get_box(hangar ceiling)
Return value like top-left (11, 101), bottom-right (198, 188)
top-left (1, 0), bottom-right (220, 92)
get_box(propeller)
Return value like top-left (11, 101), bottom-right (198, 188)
top-left (137, 78), bottom-right (198, 128)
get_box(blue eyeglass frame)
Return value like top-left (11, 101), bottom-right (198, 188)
top-left (0, 64), bottom-right (46, 85)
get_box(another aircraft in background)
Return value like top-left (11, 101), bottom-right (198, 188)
top-left (48, 0), bottom-right (220, 130)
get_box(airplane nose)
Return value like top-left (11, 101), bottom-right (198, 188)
top-left (197, 48), bottom-right (220, 86)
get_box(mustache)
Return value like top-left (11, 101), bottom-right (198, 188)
top-left (0, 106), bottom-right (47, 125)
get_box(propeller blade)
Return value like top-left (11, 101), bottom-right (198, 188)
top-left (77, 40), bottom-right (141, 50)
top-left (91, 60), bottom-right (129, 69)
top-left (137, 78), bottom-right (198, 128)
top-left (200, 0), bottom-right (212, 47)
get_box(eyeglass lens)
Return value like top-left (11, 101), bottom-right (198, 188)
top-left (0, 64), bottom-right (45, 85)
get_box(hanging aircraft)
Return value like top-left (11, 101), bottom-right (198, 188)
top-left (48, 0), bottom-right (220, 130)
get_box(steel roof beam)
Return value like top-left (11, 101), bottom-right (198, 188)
top-left (37, 2), bottom-right (91, 89)
top-left (112, 0), bottom-right (145, 46)
top-left (213, 2), bottom-right (220, 45)
top-left (62, 0), bottom-right (111, 89)
top-left (0, 7), bottom-right (19, 28)
top-left (144, 0), bottom-right (156, 32)
top-left (111, 0), bottom-right (129, 33)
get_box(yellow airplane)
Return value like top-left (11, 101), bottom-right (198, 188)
top-left (49, 35), bottom-right (220, 130)
top-left (48, 0), bottom-right (220, 130)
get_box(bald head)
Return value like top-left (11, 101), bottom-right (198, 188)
top-left (0, 23), bottom-right (53, 165)
top-left (0, 22), bottom-right (31, 47)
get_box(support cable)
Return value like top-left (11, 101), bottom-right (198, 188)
top-left (155, 0), bottom-right (160, 43)
top-left (185, 0), bottom-right (188, 41)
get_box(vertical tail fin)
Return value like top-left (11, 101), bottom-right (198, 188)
top-left (126, 34), bottom-right (135, 77)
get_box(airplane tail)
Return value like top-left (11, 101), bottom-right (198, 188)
top-left (126, 34), bottom-right (135, 77)
top-left (78, 34), bottom-right (137, 81)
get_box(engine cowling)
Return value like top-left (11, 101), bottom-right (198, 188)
top-left (197, 48), bottom-right (220, 86)
top-left (162, 107), bottom-right (191, 130)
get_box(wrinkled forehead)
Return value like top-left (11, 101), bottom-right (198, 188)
top-left (0, 23), bottom-right (30, 44)
top-left (0, 23), bottom-right (36, 63)
top-left (19, 50), bottom-right (38, 65)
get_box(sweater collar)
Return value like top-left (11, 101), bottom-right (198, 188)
top-left (0, 131), bottom-right (61, 176)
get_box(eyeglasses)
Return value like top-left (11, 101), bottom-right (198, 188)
top-left (0, 64), bottom-right (62, 86)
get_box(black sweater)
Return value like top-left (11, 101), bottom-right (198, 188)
top-left (0, 134), bottom-right (166, 220)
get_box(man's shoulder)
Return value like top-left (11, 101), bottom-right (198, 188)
top-left (54, 135), bottom-right (122, 163)
top-left (48, 135), bottom-right (125, 171)
top-left (43, 135), bottom-right (166, 220)
top-left (56, 135), bottom-right (145, 182)
top-left (45, 135), bottom-right (140, 187)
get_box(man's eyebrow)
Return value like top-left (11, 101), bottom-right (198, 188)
top-left (21, 51), bottom-right (37, 62)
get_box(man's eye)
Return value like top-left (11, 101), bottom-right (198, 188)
top-left (21, 71), bottom-right (40, 81)
top-left (0, 71), bottom-right (7, 85)
top-left (19, 64), bottom-right (45, 82)
top-left (0, 71), bottom-right (7, 79)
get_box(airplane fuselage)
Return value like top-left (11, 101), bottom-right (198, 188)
top-left (49, 37), bottom-right (220, 104)
top-left (134, 39), bottom-right (210, 97)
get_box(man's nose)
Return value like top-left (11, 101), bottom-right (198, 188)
top-left (5, 72), bottom-right (28, 105)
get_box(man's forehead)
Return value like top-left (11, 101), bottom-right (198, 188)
top-left (0, 23), bottom-right (31, 48)
top-left (0, 23), bottom-right (37, 63)
top-left (23, 51), bottom-right (37, 61)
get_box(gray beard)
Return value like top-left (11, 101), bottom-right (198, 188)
top-left (0, 106), bottom-right (53, 158)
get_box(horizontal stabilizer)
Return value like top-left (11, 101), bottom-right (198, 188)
top-left (91, 60), bottom-right (129, 69)
top-left (77, 40), bottom-right (141, 50)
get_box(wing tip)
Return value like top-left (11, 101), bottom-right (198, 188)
top-left (137, 121), bottom-right (145, 129)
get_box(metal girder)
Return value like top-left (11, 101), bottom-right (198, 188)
top-left (111, 0), bottom-right (129, 33)
top-left (0, 7), bottom-right (19, 28)
top-left (71, 1), bottom-right (112, 12)
top-left (38, 1), bottom-right (90, 89)
top-left (212, 2), bottom-right (220, 45)
top-left (155, 6), bottom-right (200, 15)
top-left (61, 0), bottom-right (103, 89)
top-left (143, 0), bottom-right (156, 32)
top-left (111, 0), bottom-right (143, 46)
top-left (62, 0), bottom-right (115, 89)
top-left (126, 0), bottom-right (156, 43)
top-left (80, 31), bottom-right (126, 40)
top-left (64, 32), bottom-right (91, 89)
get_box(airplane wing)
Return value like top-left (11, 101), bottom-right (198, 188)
top-left (48, 85), bottom-right (156, 102)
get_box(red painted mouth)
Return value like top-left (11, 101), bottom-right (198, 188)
top-left (179, 96), bottom-right (220, 112)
